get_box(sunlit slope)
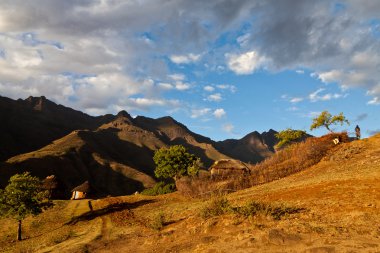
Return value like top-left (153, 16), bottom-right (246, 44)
top-left (1, 134), bottom-right (379, 252)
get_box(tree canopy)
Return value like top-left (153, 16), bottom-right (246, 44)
top-left (153, 145), bottom-right (200, 180)
top-left (275, 128), bottom-right (307, 148)
top-left (310, 111), bottom-right (349, 132)
top-left (0, 172), bottom-right (51, 240)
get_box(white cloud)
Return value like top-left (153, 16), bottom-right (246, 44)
top-left (237, 33), bottom-right (251, 47)
top-left (216, 84), bottom-right (237, 93)
top-left (226, 51), bottom-right (266, 75)
top-left (204, 85), bottom-right (215, 92)
top-left (213, 108), bottom-right (226, 119)
top-left (157, 82), bottom-right (173, 90)
top-left (191, 108), bottom-right (211, 119)
top-left (290, 97), bottom-right (303, 103)
top-left (168, 74), bottom-right (185, 81)
top-left (0, 0), bottom-right (380, 114)
top-left (130, 98), bottom-right (175, 107)
top-left (222, 123), bottom-right (234, 133)
top-left (170, 53), bottom-right (202, 64)
top-left (174, 81), bottom-right (191, 91)
top-left (368, 97), bottom-right (380, 105)
top-left (295, 70), bottom-right (304, 74)
top-left (316, 70), bottom-right (343, 84)
top-left (207, 93), bottom-right (222, 102)
top-left (308, 88), bottom-right (343, 102)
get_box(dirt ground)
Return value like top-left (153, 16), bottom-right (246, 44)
top-left (1, 135), bottom-right (380, 253)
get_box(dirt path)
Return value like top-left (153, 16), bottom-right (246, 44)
top-left (37, 200), bottom-right (104, 253)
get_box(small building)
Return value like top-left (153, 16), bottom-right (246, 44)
top-left (71, 181), bottom-right (90, 200)
top-left (210, 159), bottom-right (251, 178)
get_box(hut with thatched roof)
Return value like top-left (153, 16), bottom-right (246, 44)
top-left (71, 181), bottom-right (90, 200)
top-left (210, 159), bottom-right (251, 178)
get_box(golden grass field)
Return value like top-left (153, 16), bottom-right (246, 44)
top-left (1, 134), bottom-right (379, 252)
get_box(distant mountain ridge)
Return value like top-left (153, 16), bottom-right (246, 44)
top-left (0, 95), bottom-right (279, 197)
top-left (0, 95), bottom-right (115, 161)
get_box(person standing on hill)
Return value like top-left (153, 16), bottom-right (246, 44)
top-left (355, 125), bottom-right (361, 139)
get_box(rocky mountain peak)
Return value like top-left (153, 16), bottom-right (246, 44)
top-left (25, 96), bottom-right (51, 111)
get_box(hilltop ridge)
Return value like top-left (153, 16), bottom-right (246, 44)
top-left (0, 95), bottom-right (280, 196)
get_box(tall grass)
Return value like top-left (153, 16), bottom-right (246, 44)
top-left (177, 132), bottom-right (348, 197)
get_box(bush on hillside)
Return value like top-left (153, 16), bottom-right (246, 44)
top-left (141, 181), bottom-right (176, 196)
top-left (177, 132), bottom-right (349, 197)
top-left (153, 145), bottom-right (200, 180)
top-left (275, 128), bottom-right (307, 148)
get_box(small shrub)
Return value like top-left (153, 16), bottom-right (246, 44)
top-left (141, 182), bottom-right (176, 196)
top-left (200, 197), bottom-right (231, 219)
top-left (269, 205), bottom-right (304, 220)
top-left (234, 201), bottom-right (270, 217)
top-left (200, 199), bottom-right (304, 220)
top-left (233, 201), bottom-right (304, 220)
top-left (149, 212), bottom-right (165, 231)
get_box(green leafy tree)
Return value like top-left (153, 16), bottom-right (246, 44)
top-left (153, 145), bottom-right (200, 180)
top-left (310, 111), bottom-right (349, 133)
top-left (0, 172), bottom-right (52, 241)
top-left (275, 128), bottom-right (307, 148)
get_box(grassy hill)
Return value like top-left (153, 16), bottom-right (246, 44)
top-left (0, 96), bottom-right (115, 161)
top-left (1, 134), bottom-right (379, 252)
top-left (0, 96), bottom-right (279, 197)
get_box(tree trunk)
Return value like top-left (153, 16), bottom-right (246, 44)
top-left (17, 220), bottom-right (22, 241)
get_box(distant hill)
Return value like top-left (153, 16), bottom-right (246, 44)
top-left (0, 95), bottom-right (115, 161)
top-left (0, 95), bottom-right (280, 197)
top-left (215, 130), bottom-right (277, 164)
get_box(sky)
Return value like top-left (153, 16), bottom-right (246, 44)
top-left (0, 0), bottom-right (379, 140)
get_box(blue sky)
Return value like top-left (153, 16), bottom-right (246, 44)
top-left (0, 0), bottom-right (379, 140)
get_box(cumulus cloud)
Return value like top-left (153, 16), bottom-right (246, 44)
top-left (0, 0), bottom-right (254, 113)
top-left (157, 82), bottom-right (174, 90)
top-left (226, 51), bottom-right (267, 75)
top-left (0, 0), bottom-right (380, 115)
top-left (204, 85), bottom-right (215, 92)
top-left (207, 93), bottom-right (222, 102)
top-left (128, 98), bottom-right (180, 109)
top-left (191, 108), bottom-right (211, 119)
top-left (213, 108), bottom-right (226, 119)
top-left (216, 84), bottom-right (237, 93)
top-left (368, 97), bottom-right (380, 105)
top-left (170, 53), bottom-right (202, 64)
top-left (168, 74), bottom-right (186, 82)
top-left (174, 82), bottom-right (191, 91)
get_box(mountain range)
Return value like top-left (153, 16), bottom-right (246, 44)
top-left (0, 95), bottom-right (278, 197)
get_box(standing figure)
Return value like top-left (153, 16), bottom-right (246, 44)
top-left (355, 125), bottom-right (361, 139)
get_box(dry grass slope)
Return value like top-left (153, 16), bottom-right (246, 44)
top-left (177, 132), bottom-right (349, 197)
top-left (0, 133), bottom-right (379, 252)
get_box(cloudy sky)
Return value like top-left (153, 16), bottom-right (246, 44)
top-left (0, 0), bottom-right (379, 140)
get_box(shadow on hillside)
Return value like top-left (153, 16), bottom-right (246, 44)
top-left (66, 199), bottom-right (155, 225)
